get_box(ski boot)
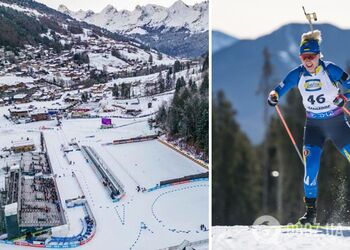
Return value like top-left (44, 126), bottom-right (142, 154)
top-left (298, 197), bottom-right (316, 225)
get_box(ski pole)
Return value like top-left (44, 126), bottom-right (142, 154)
top-left (342, 106), bottom-right (350, 117)
top-left (275, 105), bottom-right (304, 165)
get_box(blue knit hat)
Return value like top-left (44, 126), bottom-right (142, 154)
top-left (300, 39), bottom-right (320, 55)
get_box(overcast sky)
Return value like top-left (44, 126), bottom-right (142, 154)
top-left (35, 0), bottom-right (203, 12)
top-left (213, 0), bottom-right (350, 39)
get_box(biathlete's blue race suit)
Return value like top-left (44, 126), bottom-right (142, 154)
top-left (272, 60), bottom-right (350, 199)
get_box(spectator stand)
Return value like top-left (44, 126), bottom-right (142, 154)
top-left (147, 173), bottom-right (209, 192)
top-left (46, 194), bottom-right (96, 247)
top-left (111, 134), bottom-right (158, 145)
top-left (157, 137), bottom-right (208, 170)
top-left (81, 145), bottom-right (125, 202)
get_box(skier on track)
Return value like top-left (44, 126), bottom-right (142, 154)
top-left (267, 30), bottom-right (350, 225)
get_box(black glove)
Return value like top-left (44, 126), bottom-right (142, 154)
top-left (267, 91), bottom-right (279, 106)
top-left (333, 94), bottom-right (348, 107)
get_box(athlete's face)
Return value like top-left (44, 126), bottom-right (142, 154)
top-left (299, 53), bottom-right (320, 74)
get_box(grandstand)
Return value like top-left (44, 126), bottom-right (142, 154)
top-left (2, 152), bottom-right (66, 239)
top-left (5, 166), bottom-right (20, 205)
top-left (20, 152), bottom-right (52, 175)
top-left (81, 145), bottom-right (125, 200)
top-left (19, 175), bottom-right (65, 228)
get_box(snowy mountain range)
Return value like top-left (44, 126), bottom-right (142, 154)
top-left (58, 1), bottom-right (208, 35)
top-left (58, 1), bottom-right (209, 58)
top-left (213, 23), bottom-right (350, 144)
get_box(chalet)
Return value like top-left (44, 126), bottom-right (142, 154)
top-left (92, 83), bottom-right (105, 94)
top-left (125, 104), bottom-right (141, 116)
top-left (11, 139), bottom-right (35, 153)
top-left (32, 92), bottom-right (42, 100)
top-left (64, 96), bottom-right (80, 103)
top-left (9, 107), bottom-right (32, 119)
top-left (13, 93), bottom-right (30, 103)
top-left (31, 109), bottom-right (49, 121)
top-left (38, 95), bottom-right (53, 101)
top-left (3, 97), bottom-right (10, 104)
top-left (0, 82), bottom-right (26, 92)
top-left (73, 103), bottom-right (99, 113)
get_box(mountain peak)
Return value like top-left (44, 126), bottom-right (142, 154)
top-left (60, 1), bottom-right (208, 35)
top-left (58, 4), bottom-right (70, 14)
top-left (101, 4), bottom-right (117, 14)
top-left (171, 0), bottom-right (188, 9)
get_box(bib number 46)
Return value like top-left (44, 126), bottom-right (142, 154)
top-left (307, 94), bottom-right (325, 105)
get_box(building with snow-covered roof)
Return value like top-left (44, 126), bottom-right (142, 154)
top-left (125, 103), bottom-right (142, 116)
top-left (4, 202), bottom-right (20, 239)
top-left (73, 102), bottom-right (99, 113)
top-left (11, 139), bottom-right (35, 153)
top-left (13, 93), bottom-right (30, 103)
top-left (31, 108), bottom-right (49, 121)
top-left (1, 151), bottom-right (66, 240)
top-left (8, 107), bottom-right (32, 119)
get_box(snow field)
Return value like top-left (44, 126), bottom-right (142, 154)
top-left (151, 183), bottom-right (208, 232)
top-left (213, 225), bottom-right (350, 250)
top-left (102, 140), bottom-right (206, 189)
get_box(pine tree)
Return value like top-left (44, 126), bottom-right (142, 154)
top-left (202, 53), bottom-right (209, 72)
top-left (200, 73), bottom-right (209, 95)
top-left (155, 103), bottom-right (167, 128)
top-left (121, 83), bottom-right (127, 99)
top-left (112, 84), bottom-right (119, 98)
top-left (174, 60), bottom-right (181, 73)
top-left (157, 51), bottom-right (163, 60)
top-left (148, 53), bottom-right (153, 64)
top-left (175, 77), bottom-right (186, 92)
top-left (158, 72), bottom-right (165, 93)
top-left (189, 79), bottom-right (197, 93)
top-left (212, 91), bottom-right (261, 225)
top-left (196, 97), bottom-right (209, 154)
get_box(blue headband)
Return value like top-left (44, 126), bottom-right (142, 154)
top-left (300, 39), bottom-right (320, 55)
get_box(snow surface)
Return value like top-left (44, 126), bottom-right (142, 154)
top-left (88, 52), bottom-right (129, 70)
top-left (0, 75), bottom-right (35, 86)
top-left (213, 225), bottom-right (350, 250)
top-left (102, 140), bottom-right (206, 188)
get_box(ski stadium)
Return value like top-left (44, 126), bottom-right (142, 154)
top-left (0, 103), bottom-right (209, 250)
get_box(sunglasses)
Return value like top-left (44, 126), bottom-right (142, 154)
top-left (300, 53), bottom-right (318, 61)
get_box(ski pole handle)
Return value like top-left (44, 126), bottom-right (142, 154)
top-left (275, 105), bottom-right (304, 165)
